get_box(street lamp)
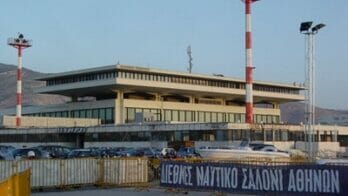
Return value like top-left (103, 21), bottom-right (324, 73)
top-left (8, 33), bottom-right (32, 127)
top-left (300, 22), bottom-right (325, 160)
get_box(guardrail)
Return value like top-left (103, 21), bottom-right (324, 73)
top-left (0, 158), bottom-right (148, 189)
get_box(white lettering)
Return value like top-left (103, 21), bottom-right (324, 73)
top-left (231, 168), bottom-right (238, 188)
top-left (288, 169), bottom-right (296, 192)
top-left (168, 165), bottom-right (173, 184)
top-left (196, 166), bottom-right (204, 186)
top-left (187, 166), bottom-right (193, 186)
top-left (323, 170), bottom-right (330, 193)
top-left (255, 169), bottom-right (262, 191)
top-left (223, 167), bottom-right (231, 188)
top-left (242, 168), bottom-right (248, 189)
top-left (262, 169), bottom-right (270, 191)
top-left (248, 169), bottom-right (256, 190)
top-left (296, 169), bottom-right (304, 192)
top-left (313, 169), bottom-right (322, 192)
top-left (173, 165), bottom-right (179, 184)
top-left (331, 170), bottom-right (339, 194)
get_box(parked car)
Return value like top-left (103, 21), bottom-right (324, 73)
top-left (36, 145), bottom-right (72, 158)
top-left (161, 148), bottom-right (177, 158)
top-left (0, 145), bottom-right (16, 160)
top-left (67, 149), bottom-right (101, 158)
top-left (0, 151), bottom-right (14, 160)
top-left (177, 147), bottom-right (200, 158)
top-left (133, 147), bottom-right (158, 158)
top-left (12, 148), bottom-right (51, 160)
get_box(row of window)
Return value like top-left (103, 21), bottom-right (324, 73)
top-left (0, 131), bottom-right (340, 143)
top-left (46, 70), bottom-right (300, 95)
top-left (125, 107), bottom-right (280, 124)
top-left (26, 107), bottom-right (114, 124)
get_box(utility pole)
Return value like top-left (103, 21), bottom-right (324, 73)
top-left (8, 33), bottom-right (32, 127)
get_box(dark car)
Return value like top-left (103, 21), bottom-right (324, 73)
top-left (67, 149), bottom-right (101, 158)
top-left (36, 145), bottom-right (72, 158)
top-left (177, 147), bottom-right (200, 158)
top-left (132, 147), bottom-right (158, 158)
top-left (0, 145), bottom-right (16, 160)
top-left (13, 148), bottom-right (51, 160)
top-left (0, 152), bottom-right (14, 160)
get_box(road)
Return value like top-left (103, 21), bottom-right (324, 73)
top-left (32, 187), bottom-right (259, 196)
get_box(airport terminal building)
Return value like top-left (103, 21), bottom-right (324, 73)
top-left (1, 64), bottom-right (346, 156)
top-left (20, 64), bottom-right (303, 125)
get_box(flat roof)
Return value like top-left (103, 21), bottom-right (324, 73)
top-left (36, 64), bottom-right (304, 90)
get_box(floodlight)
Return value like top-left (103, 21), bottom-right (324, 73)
top-left (311, 23), bottom-right (326, 33)
top-left (300, 21), bottom-right (313, 33)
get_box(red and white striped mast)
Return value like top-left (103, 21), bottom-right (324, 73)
top-left (8, 34), bottom-right (32, 127)
top-left (242, 0), bottom-right (258, 124)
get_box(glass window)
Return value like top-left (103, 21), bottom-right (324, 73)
top-left (92, 109), bottom-right (99, 118)
top-left (179, 111), bottom-right (185, 121)
top-left (165, 110), bottom-right (171, 121)
top-left (186, 111), bottom-right (193, 122)
top-left (235, 114), bottom-right (241, 123)
top-left (99, 108), bottom-right (106, 123)
top-left (73, 110), bottom-right (79, 118)
top-left (105, 108), bottom-right (113, 123)
top-left (205, 112), bottom-right (211, 122)
top-left (127, 108), bottom-right (135, 123)
top-left (86, 110), bottom-right (92, 118)
top-left (198, 112), bottom-right (204, 122)
top-left (240, 114), bottom-right (245, 123)
top-left (211, 112), bottom-right (217, 122)
top-left (172, 110), bottom-right (179, 121)
top-left (217, 113), bottom-right (224, 122)
top-left (80, 110), bottom-right (86, 118)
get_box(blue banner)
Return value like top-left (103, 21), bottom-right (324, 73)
top-left (160, 161), bottom-right (348, 195)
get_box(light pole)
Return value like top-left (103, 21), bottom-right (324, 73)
top-left (8, 33), bottom-right (32, 127)
top-left (300, 22), bottom-right (325, 159)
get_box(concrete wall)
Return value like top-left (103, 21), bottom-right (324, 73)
top-left (0, 116), bottom-right (101, 128)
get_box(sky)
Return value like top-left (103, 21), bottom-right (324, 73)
top-left (0, 0), bottom-right (347, 110)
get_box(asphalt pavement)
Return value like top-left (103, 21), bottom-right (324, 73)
top-left (32, 187), bottom-right (259, 196)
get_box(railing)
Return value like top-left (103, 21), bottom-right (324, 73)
top-left (0, 157), bottom-right (148, 189)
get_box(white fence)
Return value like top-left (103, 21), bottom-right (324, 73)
top-left (0, 158), bottom-right (148, 188)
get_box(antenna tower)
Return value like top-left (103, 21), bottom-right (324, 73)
top-left (187, 45), bottom-right (193, 73)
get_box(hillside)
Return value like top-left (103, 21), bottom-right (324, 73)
top-left (0, 63), bottom-right (67, 109)
top-left (0, 63), bottom-right (347, 124)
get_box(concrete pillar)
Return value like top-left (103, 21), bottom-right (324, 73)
top-left (272, 102), bottom-right (279, 109)
top-left (115, 90), bottom-right (124, 124)
top-left (157, 94), bottom-right (164, 121)
top-left (189, 96), bottom-right (195, 104)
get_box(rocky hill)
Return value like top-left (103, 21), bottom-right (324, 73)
top-left (0, 63), bottom-right (346, 124)
top-left (0, 63), bottom-right (67, 109)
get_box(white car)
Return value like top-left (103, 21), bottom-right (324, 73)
top-left (161, 148), bottom-right (176, 156)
